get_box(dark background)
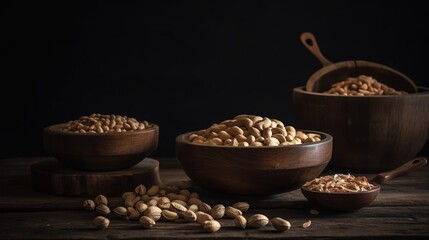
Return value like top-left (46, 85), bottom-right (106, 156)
top-left (1, 0), bottom-right (428, 158)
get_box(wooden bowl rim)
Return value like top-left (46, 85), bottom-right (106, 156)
top-left (176, 130), bottom-right (333, 149)
top-left (44, 123), bottom-right (159, 136)
top-left (294, 86), bottom-right (429, 98)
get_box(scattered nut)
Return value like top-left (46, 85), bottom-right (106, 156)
top-left (270, 217), bottom-right (291, 232)
top-left (310, 209), bottom-right (319, 215)
top-left (232, 202), bottom-right (250, 212)
top-left (302, 220), bottom-right (312, 228)
top-left (247, 214), bottom-right (269, 228)
top-left (94, 194), bottom-right (108, 206)
top-left (225, 206), bottom-right (242, 218)
top-left (82, 199), bottom-right (95, 211)
top-left (139, 216), bottom-right (156, 229)
top-left (183, 210), bottom-right (197, 222)
top-left (210, 204), bottom-right (225, 219)
top-left (93, 216), bottom-right (109, 229)
top-left (234, 215), bottom-right (247, 229)
top-left (113, 206), bottom-right (128, 218)
top-left (95, 204), bottom-right (110, 216)
top-left (203, 220), bottom-right (221, 233)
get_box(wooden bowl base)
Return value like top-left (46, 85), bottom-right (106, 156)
top-left (31, 158), bottom-right (162, 197)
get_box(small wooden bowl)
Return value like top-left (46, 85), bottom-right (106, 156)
top-left (44, 123), bottom-right (159, 171)
top-left (293, 87), bottom-right (429, 171)
top-left (176, 131), bottom-right (333, 196)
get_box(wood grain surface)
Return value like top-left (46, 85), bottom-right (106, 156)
top-left (1, 157), bottom-right (429, 239)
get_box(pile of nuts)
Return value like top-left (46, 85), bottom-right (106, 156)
top-left (61, 113), bottom-right (152, 133)
top-left (303, 173), bottom-right (376, 193)
top-left (323, 75), bottom-right (407, 96)
top-left (188, 114), bottom-right (322, 146)
top-left (82, 181), bottom-right (302, 233)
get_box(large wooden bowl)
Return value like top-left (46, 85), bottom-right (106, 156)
top-left (44, 123), bottom-right (159, 171)
top-left (293, 87), bottom-right (429, 172)
top-left (176, 131), bottom-right (333, 196)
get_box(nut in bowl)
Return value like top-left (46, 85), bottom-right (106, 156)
top-left (175, 114), bottom-right (333, 196)
top-left (44, 114), bottom-right (159, 171)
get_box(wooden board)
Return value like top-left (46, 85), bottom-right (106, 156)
top-left (30, 158), bottom-right (162, 197)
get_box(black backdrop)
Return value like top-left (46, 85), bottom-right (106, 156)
top-left (2, 0), bottom-right (428, 158)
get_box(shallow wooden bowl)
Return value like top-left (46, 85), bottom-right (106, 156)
top-left (293, 87), bottom-right (429, 171)
top-left (176, 131), bottom-right (333, 196)
top-left (44, 123), bottom-right (159, 171)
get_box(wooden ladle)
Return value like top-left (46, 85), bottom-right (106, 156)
top-left (301, 157), bottom-right (427, 211)
top-left (300, 32), bottom-right (418, 93)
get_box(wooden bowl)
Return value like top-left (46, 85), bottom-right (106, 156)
top-left (176, 131), bottom-right (333, 196)
top-left (293, 87), bottom-right (429, 172)
top-left (44, 123), bottom-right (159, 171)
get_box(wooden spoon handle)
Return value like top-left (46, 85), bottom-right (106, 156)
top-left (300, 32), bottom-right (333, 67)
top-left (371, 157), bottom-right (428, 185)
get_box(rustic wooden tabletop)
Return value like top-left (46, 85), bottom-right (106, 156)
top-left (0, 157), bottom-right (428, 239)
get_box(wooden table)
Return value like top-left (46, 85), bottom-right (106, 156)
top-left (1, 157), bottom-right (428, 239)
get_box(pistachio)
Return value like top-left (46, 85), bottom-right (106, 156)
top-left (144, 206), bottom-right (162, 221)
top-left (170, 201), bottom-right (187, 214)
top-left (234, 215), bottom-right (247, 229)
top-left (95, 204), bottom-right (110, 216)
top-left (94, 194), bottom-right (108, 206)
top-left (135, 201), bottom-right (148, 213)
top-left (126, 207), bottom-right (140, 221)
top-left (113, 206), bottom-right (128, 218)
top-left (157, 197), bottom-right (171, 209)
top-left (189, 192), bottom-right (200, 199)
top-left (188, 204), bottom-right (199, 213)
top-left (247, 214), bottom-right (269, 228)
top-left (183, 210), bottom-right (197, 222)
top-left (147, 185), bottom-right (159, 196)
top-left (139, 216), bottom-right (156, 229)
top-left (187, 197), bottom-right (203, 206)
top-left (121, 191), bottom-right (136, 200)
top-left (82, 199), bottom-right (95, 211)
top-left (147, 199), bottom-right (158, 207)
top-left (125, 196), bottom-right (141, 208)
top-left (196, 211), bottom-right (214, 225)
top-left (172, 199), bottom-right (188, 207)
top-left (210, 204), bottom-right (225, 219)
top-left (179, 189), bottom-right (191, 197)
top-left (198, 202), bottom-right (212, 214)
top-left (134, 184), bottom-right (147, 195)
top-left (225, 206), bottom-right (242, 218)
top-left (203, 220), bottom-right (221, 233)
top-left (93, 216), bottom-right (109, 229)
top-left (270, 217), bottom-right (291, 232)
top-left (161, 209), bottom-right (179, 221)
top-left (232, 202), bottom-right (250, 212)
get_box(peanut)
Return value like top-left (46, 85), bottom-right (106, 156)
top-left (188, 115), bottom-right (322, 146)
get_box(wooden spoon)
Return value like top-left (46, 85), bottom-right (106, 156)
top-left (301, 157), bottom-right (427, 211)
top-left (300, 32), bottom-right (418, 93)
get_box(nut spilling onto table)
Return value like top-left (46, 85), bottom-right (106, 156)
top-left (324, 75), bottom-right (407, 96)
top-left (61, 113), bottom-right (152, 133)
top-left (188, 114), bottom-right (322, 146)
top-left (82, 181), bottom-right (295, 232)
top-left (303, 173), bottom-right (376, 192)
